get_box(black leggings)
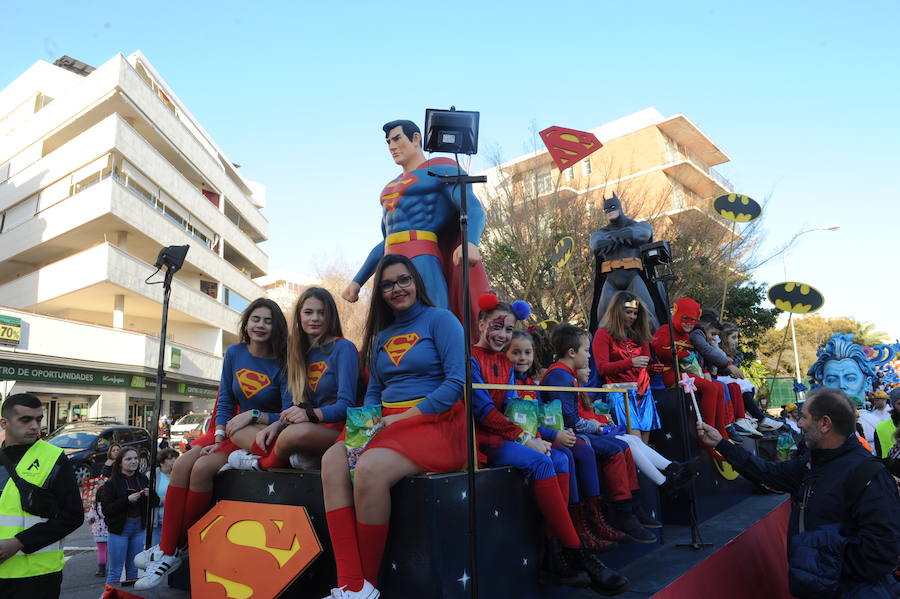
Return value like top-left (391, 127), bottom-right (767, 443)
top-left (743, 391), bottom-right (765, 421)
top-left (0, 571), bottom-right (62, 599)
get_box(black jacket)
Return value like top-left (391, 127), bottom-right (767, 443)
top-left (0, 442), bottom-right (84, 554)
top-left (718, 434), bottom-right (900, 594)
top-left (98, 472), bottom-right (159, 535)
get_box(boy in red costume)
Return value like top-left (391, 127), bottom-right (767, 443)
top-left (651, 298), bottom-right (730, 443)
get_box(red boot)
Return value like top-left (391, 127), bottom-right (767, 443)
top-left (569, 504), bottom-right (617, 553)
top-left (585, 496), bottom-right (626, 542)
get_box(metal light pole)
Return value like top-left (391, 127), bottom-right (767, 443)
top-left (781, 225), bottom-right (839, 396)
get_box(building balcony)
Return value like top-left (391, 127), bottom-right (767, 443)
top-left (0, 305), bottom-right (221, 383)
top-left (0, 53), bottom-right (268, 244)
top-left (662, 159), bottom-right (733, 199)
top-left (0, 242), bottom-right (242, 343)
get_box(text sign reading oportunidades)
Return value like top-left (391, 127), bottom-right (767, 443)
top-left (0, 360), bottom-right (217, 398)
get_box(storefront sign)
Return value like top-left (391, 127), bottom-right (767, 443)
top-left (0, 315), bottom-right (22, 346)
top-left (0, 360), bottom-right (217, 398)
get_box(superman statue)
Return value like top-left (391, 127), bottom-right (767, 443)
top-left (343, 119), bottom-right (490, 334)
top-left (588, 194), bottom-right (666, 332)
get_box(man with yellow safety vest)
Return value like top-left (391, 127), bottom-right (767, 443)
top-left (0, 393), bottom-right (83, 599)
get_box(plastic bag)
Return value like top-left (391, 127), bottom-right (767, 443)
top-left (504, 398), bottom-right (539, 441)
top-left (539, 399), bottom-right (564, 432)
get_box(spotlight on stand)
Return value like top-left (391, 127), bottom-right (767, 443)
top-left (154, 244), bottom-right (189, 274)
top-left (640, 240), bottom-right (673, 283)
top-left (424, 107), bottom-right (480, 155)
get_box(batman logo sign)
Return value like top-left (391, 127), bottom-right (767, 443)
top-left (712, 194), bottom-right (762, 223)
top-left (767, 282), bottom-right (824, 314)
top-left (551, 236), bottom-right (575, 268)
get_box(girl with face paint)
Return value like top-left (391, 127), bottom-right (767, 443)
top-left (470, 294), bottom-right (630, 593)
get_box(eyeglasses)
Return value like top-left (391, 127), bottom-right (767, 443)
top-left (379, 274), bottom-right (414, 293)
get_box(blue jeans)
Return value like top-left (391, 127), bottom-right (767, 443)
top-left (107, 517), bottom-right (144, 584)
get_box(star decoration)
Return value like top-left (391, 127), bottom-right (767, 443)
top-left (665, 433), bottom-right (673, 440)
top-left (458, 571), bottom-right (470, 589)
top-left (267, 483), bottom-right (276, 495)
top-left (493, 510), bottom-right (499, 518)
top-left (522, 558), bottom-right (528, 566)
top-left (392, 562), bottom-right (398, 571)
top-left (461, 491), bottom-right (467, 500)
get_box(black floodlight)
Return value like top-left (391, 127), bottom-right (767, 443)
top-left (424, 107), bottom-right (480, 155)
top-left (154, 244), bottom-right (189, 274)
top-left (640, 241), bottom-right (674, 282)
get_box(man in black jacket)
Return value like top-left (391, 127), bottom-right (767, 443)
top-left (698, 387), bottom-right (900, 598)
top-left (0, 393), bottom-right (84, 599)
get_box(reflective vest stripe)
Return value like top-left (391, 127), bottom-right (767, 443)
top-left (876, 418), bottom-right (896, 457)
top-left (0, 440), bottom-right (66, 578)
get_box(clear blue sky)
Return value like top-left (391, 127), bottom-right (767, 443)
top-left (4, 1), bottom-right (899, 340)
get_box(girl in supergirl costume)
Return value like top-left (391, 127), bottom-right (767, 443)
top-left (542, 324), bottom-right (658, 544)
top-left (134, 298), bottom-right (293, 590)
top-left (228, 287), bottom-right (359, 471)
top-left (472, 295), bottom-right (629, 595)
top-left (319, 255), bottom-right (468, 599)
top-left (651, 298), bottom-right (731, 446)
top-left (506, 330), bottom-right (626, 552)
top-left (592, 291), bottom-right (661, 444)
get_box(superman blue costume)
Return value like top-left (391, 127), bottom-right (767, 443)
top-left (352, 156), bottom-right (490, 334)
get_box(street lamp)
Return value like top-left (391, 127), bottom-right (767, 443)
top-left (782, 225), bottom-right (840, 395)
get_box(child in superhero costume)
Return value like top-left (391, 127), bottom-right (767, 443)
top-left (592, 291), bottom-right (662, 444)
top-left (506, 330), bottom-right (625, 551)
top-left (227, 287), bottom-right (359, 471)
top-left (471, 295), bottom-right (629, 594)
top-left (542, 324), bottom-right (659, 544)
top-left (343, 120), bottom-right (489, 337)
top-left (321, 255), bottom-right (468, 599)
top-left (651, 298), bottom-right (731, 451)
top-left (135, 298), bottom-right (293, 589)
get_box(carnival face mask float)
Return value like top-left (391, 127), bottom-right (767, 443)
top-left (807, 333), bottom-right (875, 407)
top-left (588, 194), bottom-right (664, 332)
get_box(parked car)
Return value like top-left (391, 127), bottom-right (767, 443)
top-left (46, 422), bottom-right (152, 485)
top-left (170, 412), bottom-right (212, 452)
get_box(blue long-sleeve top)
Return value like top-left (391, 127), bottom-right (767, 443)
top-left (307, 338), bottom-right (359, 423)
top-left (363, 301), bottom-right (464, 415)
top-left (215, 343), bottom-right (293, 427)
top-left (541, 363), bottom-right (601, 435)
top-left (353, 159), bottom-right (486, 286)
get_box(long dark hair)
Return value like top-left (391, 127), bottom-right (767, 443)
top-left (110, 447), bottom-right (141, 482)
top-left (360, 254), bottom-right (433, 369)
top-left (600, 291), bottom-right (651, 346)
top-left (287, 287), bottom-right (344, 402)
top-left (238, 297), bottom-right (288, 370)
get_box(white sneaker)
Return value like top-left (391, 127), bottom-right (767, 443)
top-left (134, 544), bottom-right (164, 570)
top-left (134, 553), bottom-right (182, 590)
top-left (736, 418), bottom-right (763, 439)
top-left (228, 449), bottom-right (262, 471)
top-left (322, 580), bottom-right (380, 599)
top-left (289, 453), bottom-right (319, 470)
top-left (758, 416), bottom-right (783, 431)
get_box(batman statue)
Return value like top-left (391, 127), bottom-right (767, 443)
top-left (588, 194), bottom-right (667, 332)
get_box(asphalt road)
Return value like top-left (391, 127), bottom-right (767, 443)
top-left (61, 521), bottom-right (189, 599)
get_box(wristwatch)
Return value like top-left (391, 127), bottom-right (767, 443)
top-left (249, 409), bottom-right (262, 424)
top-left (305, 407), bottom-right (320, 423)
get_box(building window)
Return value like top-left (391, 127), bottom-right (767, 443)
top-left (582, 158), bottom-right (592, 176)
top-left (200, 280), bottom-right (219, 299)
top-left (223, 287), bottom-right (249, 312)
top-left (564, 167), bottom-right (574, 182)
top-left (536, 171), bottom-right (553, 196)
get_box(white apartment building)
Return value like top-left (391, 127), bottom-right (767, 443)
top-left (0, 53), bottom-right (269, 432)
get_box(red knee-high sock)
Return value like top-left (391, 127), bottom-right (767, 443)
top-left (159, 484), bottom-right (188, 555)
top-left (534, 477), bottom-right (581, 549)
top-left (556, 473), bottom-right (571, 506)
top-left (258, 451), bottom-right (290, 470)
top-left (326, 507), bottom-right (365, 592)
top-left (250, 441), bottom-right (268, 456)
top-left (623, 450), bottom-right (640, 491)
top-left (728, 383), bottom-right (746, 420)
top-left (601, 452), bottom-right (632, 501)
top-left (356, 521), bottom-right (389, 585)
top-left (176, 489), bottom-right (213, 548)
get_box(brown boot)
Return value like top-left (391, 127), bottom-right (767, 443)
top-left (569, 504), bottom-right (618, 553)
top-left (586, 496), bottom-right (627, 542)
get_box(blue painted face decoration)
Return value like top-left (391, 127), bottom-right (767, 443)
top-left (821, 359), bottom-right (868, 401)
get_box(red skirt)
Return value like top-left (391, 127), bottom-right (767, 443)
top-left (338, 401), bottom-right (466, 473)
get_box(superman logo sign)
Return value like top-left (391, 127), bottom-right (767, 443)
top-left (380, 173), bottom-right (419, 214)
top-left (539, 126), bottom-right (603, 171)
top-left (383, 333), bottom-right (420, 366)
top-left (188, 500), bottom-right (321, 599)
top-left (307, 361), bottom-right (328, 392)
top-left (236, 369), bottom-right (271, 399)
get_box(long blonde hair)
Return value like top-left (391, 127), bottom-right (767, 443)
top-left (287, 287), bottom-right (343, 403)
